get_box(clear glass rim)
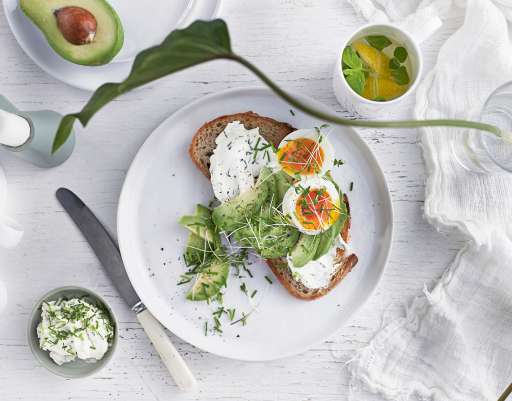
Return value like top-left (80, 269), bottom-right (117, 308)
top-left (480, 81), bottom-right (512, 173)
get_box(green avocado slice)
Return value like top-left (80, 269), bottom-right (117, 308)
top-left (233, 200), bottom-right (300, 259)
top-left (179, 204), bottom-right (220, 245)
top-left (314, 200), bottom-right (348, 260)
top-left (269, 170), bottom-right (293, 206)
top-left (186, 258), bottom-right (229, 301)
top-left (212, 167), bottom-right (272, 233)
top-left (289, 191), bottom-right (349, 266)
top-left (20, 0), bottom-right (124, 66)
top-left (290, 233), bottom-right (322, 268)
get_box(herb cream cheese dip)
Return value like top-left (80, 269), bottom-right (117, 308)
top-left (37, 298), bottom-right (114, 365)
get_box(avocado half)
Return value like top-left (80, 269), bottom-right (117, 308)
top-left (20, 0), bottom-right (124, 66)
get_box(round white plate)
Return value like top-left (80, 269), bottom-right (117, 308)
top-left (3, 0), bottom-right (221, 91)
top-left (118, 87), bottom-right (393, 361)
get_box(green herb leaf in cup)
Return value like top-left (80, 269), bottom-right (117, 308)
top-left (342, 46), bottom-right (363, 70)
top-left (341, 46), bottom-right (366, 95)
top-left (344, 70), bottom-right (366, 95)
top-left (394, 46), bottom-right (408, 62)
top-left (389, 58), bottom-right (401, 70)
top-left (391, 66), bottom-right (410, 85)
top-left (365, 35), bottom-right (392, 51)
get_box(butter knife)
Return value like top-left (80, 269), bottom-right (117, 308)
top-left (56, 188), bottom-right (197, 392)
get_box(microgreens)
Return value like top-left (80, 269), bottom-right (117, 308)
top-left (231, 311), bottom-right (251, 326)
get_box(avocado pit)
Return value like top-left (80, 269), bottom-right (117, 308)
top-left (54, 6), bottom-right (97, 45)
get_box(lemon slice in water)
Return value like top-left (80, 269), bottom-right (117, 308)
top-left (352, 41), bottom-right (391, 77)
top-left (362, 76), bottom-right (408, 101)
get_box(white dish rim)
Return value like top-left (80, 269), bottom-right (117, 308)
top-left (117, 86), bottom-right (394, 361)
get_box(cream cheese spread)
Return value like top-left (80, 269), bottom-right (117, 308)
top-left (287, 236), bottom-right (351, 289)
top-left (37, 298), bottom-right (114, 365)
top-left (210, 121), bottom-right (276, 202)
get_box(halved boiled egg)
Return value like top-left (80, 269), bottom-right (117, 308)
top-left (282, 176), bottom-right (341, 235)
top-left (276, 128), bottom-right (334, 177)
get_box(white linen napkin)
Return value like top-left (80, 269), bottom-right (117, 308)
top-left (345, 0), bottom-right (512, 400)
top-left (0, 166), bottom-right (23, 249)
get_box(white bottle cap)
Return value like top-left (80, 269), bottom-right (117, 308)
top-left (0, 109), bottom-right (31, 147)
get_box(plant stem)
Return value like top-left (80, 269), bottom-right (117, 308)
top-left (229, 54), bottom-right (503, 139)
top-left (498, 383), bottom-right (512, 401)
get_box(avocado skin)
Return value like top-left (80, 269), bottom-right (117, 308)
top-left (212, 167), bottom-right (272, 233)
top-left (20, 0), bottom-right (124, 66)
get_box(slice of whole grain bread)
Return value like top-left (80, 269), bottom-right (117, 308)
top-left (267, 194), bottom-right (358, 300)
top-left (189, 111), bottom-right (358, 300)
top-left (189, 112), bottom-right (295, 178)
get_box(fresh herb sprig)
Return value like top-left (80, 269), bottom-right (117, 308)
top-left (341, 46), bottom-right (367, 95)
top-left (389, 46), bottom-right (410, 85)
top-left (366, 35), bottom-right (392, 51)
top-left (51, 19), bottom-right (507, 155)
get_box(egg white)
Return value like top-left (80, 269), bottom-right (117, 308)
top-left (277, 128), bottom-right (334, 177)
top-left (282, 176), bottom-right (340, 235)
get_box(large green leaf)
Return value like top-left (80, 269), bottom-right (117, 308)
top-left (51, 19), bottom-right (503, 153)
top-left (52, 19), bottom-right (232, 152)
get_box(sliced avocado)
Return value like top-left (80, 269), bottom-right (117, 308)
top-left (179, 204), bottom-right (220, 245)
top-left (20, 0), bottom-right (124, 66)
top-left (314, 198), bottom-right (348, 260)
top-left (183, 232), bottom-right (213, 267)
top-left (290, 233), bottom-right (322, 267)
top-left (289, 190), bottom-right (350, 265)
top-left (269, 170), bottom-right (293, 205)
top-left (212, 167), bottom-right (272, 232)
top-left (186, 258), bottom-right (229, 301)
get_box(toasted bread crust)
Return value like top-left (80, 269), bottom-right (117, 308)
top-left (189, 111), bottom-right (295, 179)
top-left (266, 195), bottom-right (358, 300)
top-left (189, 112), bottom-right (358, 300)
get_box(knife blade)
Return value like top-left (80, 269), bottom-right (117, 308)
top-left (56, 188), bottom-right (141, 310)
top-left (56, 188), bottom-right (197, 392)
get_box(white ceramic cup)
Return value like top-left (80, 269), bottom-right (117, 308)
top-left (332, 23), bottom-right (423, 117)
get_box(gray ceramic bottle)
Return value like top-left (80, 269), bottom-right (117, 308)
top-left (0, 95), bottom-right (75, 167)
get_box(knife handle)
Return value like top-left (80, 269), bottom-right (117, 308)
top-left (137, 309), bottom-right (198, 392)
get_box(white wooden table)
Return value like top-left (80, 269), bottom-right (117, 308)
top-left (0, 1), bottom-right (467, 400)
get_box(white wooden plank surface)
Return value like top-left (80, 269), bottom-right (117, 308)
top-left (0, 1), bottom-right (467, 400)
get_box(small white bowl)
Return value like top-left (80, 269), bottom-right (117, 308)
top-left (28, 286), bottom-right (118, 379)
top-left (332, 23), bottom-right (423, 117)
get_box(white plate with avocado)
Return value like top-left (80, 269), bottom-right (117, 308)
top-left (3, 0), bottom-right (221, 91)
top-left (117, 87), bottom-right (393, 361)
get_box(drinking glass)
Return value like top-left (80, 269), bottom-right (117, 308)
top-left (452, 82), bottom-right (512, 173)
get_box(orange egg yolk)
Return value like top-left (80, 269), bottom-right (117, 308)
top-left (277, 138), bottom-right (324, 175)
top-left (294, 188), bottom-right (340, 231)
